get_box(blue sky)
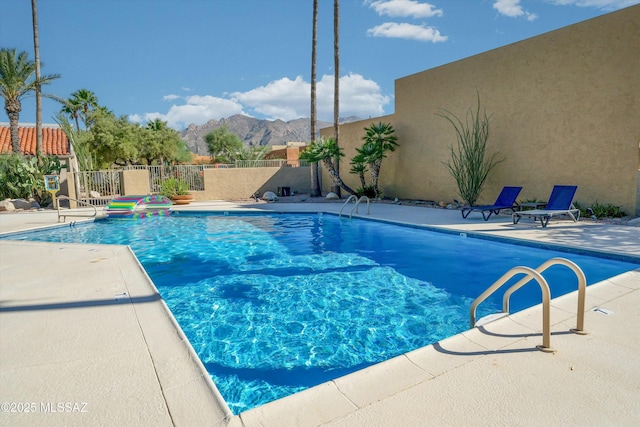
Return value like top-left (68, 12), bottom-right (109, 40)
top-left (1, 0), bottom-right (637, 130)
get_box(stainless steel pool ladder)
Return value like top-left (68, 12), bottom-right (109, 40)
top-left (469, 257), bottom-right (588, 353)
top-left (57, 196), bottom-right (101, 223)
top-left (339, 195), bottom-right (370, 218)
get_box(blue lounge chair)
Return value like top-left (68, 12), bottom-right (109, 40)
top-left (512, 185), bottom-right (580, 228)
top-left (461, 186), bottom-right (522, 221)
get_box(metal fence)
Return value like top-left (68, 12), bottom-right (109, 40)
top-left (75, 161), bottom-right (308, 200)
top-left (75, 170), bottom-right (121, 206)
top-left (234, 159), bottom-right (309, 168)
top-left (147, 165), bottom-right (205, 193)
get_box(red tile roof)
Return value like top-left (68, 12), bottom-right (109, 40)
top-left (0, 125), bottom-right (70, 156)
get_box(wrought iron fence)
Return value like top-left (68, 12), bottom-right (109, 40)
top-left (148, 165), bottom-right (205, 193)
top-left (76, 160), bottom-right (309, 199)
top-left (234, 159), bottom-right (309, 168)
top-left (75, 170), bottom-right (121, 206)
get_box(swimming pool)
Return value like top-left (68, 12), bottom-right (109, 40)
top-left (3, 212), bottom-right (638, 414)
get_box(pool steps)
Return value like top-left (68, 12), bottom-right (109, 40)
top-left (470, 257), bottom-right (588, 353)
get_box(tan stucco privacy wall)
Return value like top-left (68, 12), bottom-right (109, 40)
top-left (120, 169), bottom-right (151, 195)
top-left (66, 167), bottom-right (311, 203)
top-left (321, 5), bottom-right (640, 215)
top-left (198, 167), bottom-right (311, 200)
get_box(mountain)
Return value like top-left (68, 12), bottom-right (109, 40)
top-left (180, 114), bottom-right (359, 155)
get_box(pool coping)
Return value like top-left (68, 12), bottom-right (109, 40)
top-left (1, 202), bottom-right (639, 426)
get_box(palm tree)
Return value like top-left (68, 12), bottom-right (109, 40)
top-left (300, 137), bottom-right (356, 196)
top-left (61, 97), bottom-right (82, 131)
top-left (361, 122), bottom-right (399, 197)
top-left (349, 151), bottom-right (368, 190)
top-left (31, 0), bottom-right (43, 158)
top-left (146, 118), bottom-right (168, 132)
top-left (71, 89), bottom-right (99, 130)
top-left (309, 0), bottom-right (321, 197)
top-left (332, 0), bottom-right (341, 197)
top-left (0, 48), bottom-right (60, 154)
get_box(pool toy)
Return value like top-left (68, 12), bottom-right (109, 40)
top-left (106, 195), bottom-right (172, 219)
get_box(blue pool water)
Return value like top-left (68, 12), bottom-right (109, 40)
top-left (3, 213), bottom-right (638, 414)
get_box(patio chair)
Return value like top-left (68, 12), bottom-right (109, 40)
top-left (461, 186), bottom-right (522, 221)
top-left (512, 185), bottom-right (580, 228)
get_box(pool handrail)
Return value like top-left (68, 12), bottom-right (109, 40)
top-left (470, 257), bottom-right (589, 353)
top-left (56, 195), bottom-right (99, 223)
top-left (470, 265), bottom-right (554, 352)
top-left (350, 196), bottom-right (370, 218)
top-left (339, 195), bottom-right (371, 218)
top-left (339, 195), bottom-right (358, 217)
top-left (502, 257), bottom-right (588, 335)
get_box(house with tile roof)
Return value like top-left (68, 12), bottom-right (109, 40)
top-left (1, 123), bottom-right (79, 204)
top-left (0, 123), bottom-right (72, 157)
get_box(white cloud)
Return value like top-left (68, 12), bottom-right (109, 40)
top-left (230, 76), bottom-right (310, 121)
top-left (162, 94), bottom-right (180, 101)
top-left (367, 22), bottom-right (447, 42)
top-left (132, 74), bottom-right (390, 129)
top-left (316, 73), bottom-right (390, 120)
top-left (367, 0), bottom-right (444, 18)
top-left (231, 74), bottom-right (390, 122)
top-left (493, 0), bottom-right (538, 20)
top-left (130, 95), bottom-right (245, 129)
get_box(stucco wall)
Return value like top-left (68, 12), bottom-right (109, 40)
top-left (120, 169), bottom-right (150, 195)
top-left (322, 6), bottom-right (640, 214)
top-left (201, 167), bottom-right (312, 200)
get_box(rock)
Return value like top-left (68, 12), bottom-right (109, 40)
top-left (11, 199), bottom-right (32, 210)
top-left (628, 217), bottom-right (640, 227)
top-left (262, 191), bottom-right (279, 202)
top-left (0, 199), bottom-right (16, 211)
top-left (326, 192), bottom-right (339, 200)
top-left (438, 201), bottom-right (447, 208)
top-left (446, 204), bottom-right (455, 209)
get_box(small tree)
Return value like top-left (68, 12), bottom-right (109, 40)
top-left (438, 94), bottom-right (504, 207)
top-left (204, 126), bottom-right (244, 163)
top-left (300, 137), bottom-right (356, 196)
top-left (360, 122), bottom-right (398, 198)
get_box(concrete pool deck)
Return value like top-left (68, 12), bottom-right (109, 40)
top-left (0, 201), bottom-right (638, 426)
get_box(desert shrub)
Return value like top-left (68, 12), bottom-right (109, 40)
top-left (356, 185), bottom-right (376, 199)
top-left (438, 93), bottom-right (504, 206)
top-left (574, 201), bottom-right (626, 219)
top-left (0, 153), bottom-right (63, 205)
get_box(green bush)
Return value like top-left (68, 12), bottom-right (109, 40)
top-left (158, 177), bottom-right (190, 197)
top-left (574, 201), bottom-right (626, 219)
top-left (356, 185), bottom-right (376, 199)
top-left (0, 154), bottom-right (63, 205)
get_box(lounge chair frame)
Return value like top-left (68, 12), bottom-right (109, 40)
top-left (512, 207), bottom-right (580, 228)
top-left (461, 186), bottom-right (522, 221)
top-left (512, 185), bottom-right (580, 228)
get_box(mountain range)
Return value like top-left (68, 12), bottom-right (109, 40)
top-left (179, 114), bottom-right (360, 155)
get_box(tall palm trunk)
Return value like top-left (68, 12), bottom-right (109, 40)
top-left (309, 0), bottom-right (321, 197)
top-left (32, 0), bottom-right (43, 161)
top-left (6, 99), bottom-right (22, 154)
top-left (332, 0), bottom-right (341, 197)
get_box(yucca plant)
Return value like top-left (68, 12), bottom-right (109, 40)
top-left (300, 137), bottom-right (356, 196)
top-left (361, 122), bottom-right (398, 198)
top-left (438, 93), bottom-right (504, 207)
